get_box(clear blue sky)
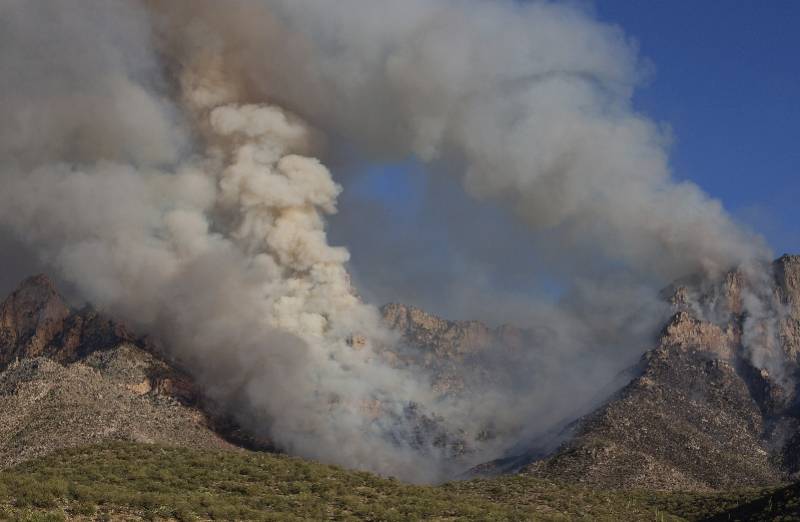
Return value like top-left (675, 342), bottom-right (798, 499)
top-left (594, 0), bottom-right (799, 256)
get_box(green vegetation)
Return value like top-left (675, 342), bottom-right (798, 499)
top-left (0, 442), bottom-right (794, 521)
top-left (696, 482), bottom-right (800, 521)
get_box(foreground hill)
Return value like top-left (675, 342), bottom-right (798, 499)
top-left (701, 481), bottom-right (800, 521)
top-left (0, 442), bottom-right (784, 521)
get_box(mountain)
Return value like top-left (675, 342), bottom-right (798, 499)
top-left (0, 275), bottom-right (234, 468)
top-left (521, 255), bottom-right (800, 490)
top-left (2, 256), bottom-right (800, 493)
top-left (0, 277), bottom-right (522, 472)
top-left (380, 302), bottom-right (529, 395)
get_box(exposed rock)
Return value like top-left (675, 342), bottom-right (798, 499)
top-left (521, 255), bottom-right (800, 490)
top-left (382, 303), bottom-right (496, 359)
top-left (380, 303), bottom-right (529, 395)
top-left (525, 326), bottom-right (778, 490)
top-left (4, 256), bottom-right (800, 489)
top-left (776, 254), bottom-right (800, 360)
top-left (0, 348), bottom-right (234, 468)
top-left (0, 275), bottom-right (235, 467)
top-left (0, 275), bottom-right (70, 367)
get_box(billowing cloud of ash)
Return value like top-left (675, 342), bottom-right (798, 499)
top-left (0, 0), bottom-right (787, 481)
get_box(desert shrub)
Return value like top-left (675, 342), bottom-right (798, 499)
top-left (172, 501), bottom-right (197, 521)
top-left (69, 499), bottom-right (97, 516)
top-left (2, 441), bottom-right (791, 521)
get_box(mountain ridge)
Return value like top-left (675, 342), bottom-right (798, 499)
top-left (1, 257), bottom-right (799, 492)
top-left (518, 255), bottom-right (800, 490)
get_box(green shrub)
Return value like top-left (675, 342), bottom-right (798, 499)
top-left (1, 441), bottom-right (793, 521)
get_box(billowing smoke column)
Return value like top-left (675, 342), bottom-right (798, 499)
top-left (151, 0), bottom-right (769, 280)
top-left (0, 0), bottom-right (783, 480)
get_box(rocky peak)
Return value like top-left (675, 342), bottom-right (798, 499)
top-left (0, 275), bottom-right (250, 468)
top-left (381, 303), bottom-right (451, 334)
top-left (379, 303), bottom-right (532, 397)
top-left (0, 275), bottom-right (186, 404)
top-left (0, 274), bottom-right (70, 366)
top-left (0, 275), bottom-right (140, 372)
top-left (380, 303), bottom-right (528, 358)
top-left (656, 311), bottom-right (738, 359)
top-left (665, 269), bottom-right (745, 320)
top-left (380, 303), bottom-right (493, 359)
top-left (56, 307), bottom-right (136, 363)
top-left (520, 254), bottom-right (800, 490)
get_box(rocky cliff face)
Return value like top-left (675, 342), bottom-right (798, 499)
top-left (776, 255), bottom-right (800, 360)
top-left (381, 303), bottom-right (525, 356)
top-left (380, 303), bottom-right (529, 395)
top-left (0, 275), bottom-right (71, 366)
top-left (0, 275), bottom-right (234, 468)
top-left (522, 255), bottom-right (800, 490)
top-left (0, 275), bottom-right (135, 370)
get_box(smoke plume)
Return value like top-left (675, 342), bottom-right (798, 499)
top-left (0, 0), bottom-right (784, 481)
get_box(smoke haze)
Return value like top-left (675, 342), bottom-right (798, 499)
top-left (0, 0), bottom-right (783, 481)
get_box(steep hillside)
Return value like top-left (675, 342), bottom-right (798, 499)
top-left (524, 255), bottom-right (800, 490)
top-left (0, 275), bottom-right (234, 468)
top-left (0, 277), bottom-right (533, 474)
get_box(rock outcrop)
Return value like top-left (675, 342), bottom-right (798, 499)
top-left (776, 254), bottom-right (800, 360)
top-left (0, 275), bottom-right (234, 468)
top-left (0, 275), bottom-right (71, 367)
top-left (380, 303), bottom-right (529, 394)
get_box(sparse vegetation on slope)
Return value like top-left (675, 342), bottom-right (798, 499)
top-left (0, 442), bottom-right (738, 521)
top-left (698, 482), bottom-right (800, 521)
top-left (2, 443), bottom-right (795, 521)
top-left (446, 477), bottom-right (780, 522)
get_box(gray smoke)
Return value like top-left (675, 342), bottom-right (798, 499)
top-left (0, 0), bottom-right (781, 481)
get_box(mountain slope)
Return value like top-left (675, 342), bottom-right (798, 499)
top-left (3, 256), bottom-right (799, 494)
top-left (380, 302), bottom-right (530, 395)
top-left (523, 255), bottom-right (800, 490)
top-left (0, 275), bottom-right (234, 468)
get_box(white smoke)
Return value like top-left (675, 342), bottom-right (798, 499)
top-left (0, 0), bottom-right (785, 481)
top-left (150, 0), bottom-right (769, 279)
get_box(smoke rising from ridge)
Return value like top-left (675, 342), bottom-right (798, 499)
top-left (0, 0), bottom-right (786, 481)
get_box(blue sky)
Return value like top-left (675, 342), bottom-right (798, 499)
top-left (595, 0), bottom-right (799, 255)
top-left (345, 1), bottom-right (799, 255)
top-left (330, 1), bottom-right (799, 318)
